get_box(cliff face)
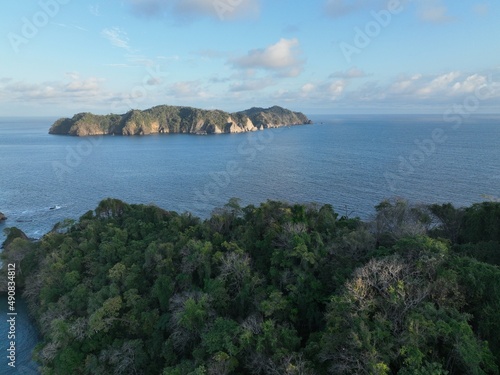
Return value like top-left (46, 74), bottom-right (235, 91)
top-left (49, 105), bottom-right (312, 136)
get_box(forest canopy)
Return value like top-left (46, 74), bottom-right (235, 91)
top-left (2, 198), bottom-right (500, 375)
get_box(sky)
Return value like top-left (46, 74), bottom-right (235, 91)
top-left (1, 0), bottom-right (499, 116)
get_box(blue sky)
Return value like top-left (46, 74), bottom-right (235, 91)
top-left (1, 0), bottom-right (499, 116)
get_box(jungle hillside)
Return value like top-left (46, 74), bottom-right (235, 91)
top-left (2, 198), bottom-right (500, 375)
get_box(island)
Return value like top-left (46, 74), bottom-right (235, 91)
top-left (48, 105), bottom-right (312, 136)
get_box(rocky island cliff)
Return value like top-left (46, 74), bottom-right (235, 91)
top-left (49, 105), bottom-right (312, 136)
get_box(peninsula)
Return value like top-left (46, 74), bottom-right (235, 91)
top-left (49, 105), bottom-right (311, 136)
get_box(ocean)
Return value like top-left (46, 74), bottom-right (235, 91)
top-left (1, 114), bottom-right (499, 244)
top-left (0, 114), bottom-right (499, 372)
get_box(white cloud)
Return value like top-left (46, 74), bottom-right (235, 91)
top-left (101, 27), bottom-right (131, 50)
top-left (3, 68), bottom-right (500, 115)
top-left (126, 0), bottom-right (169, 17)
top-left (65, 72), bottom-right (80, 80)
top-left (418, 6), bottom-right (451, 23)
top-left (324, 0), bottom-right (455, 25)
top-left (324, 0), bottom-right (384, 18)
top-left (473, 2), bottom-right (489, 16)
top-left (146, 76), bottom-right (164, 86)
top-left (301, 83), bottom-right (315, 94)
top-left (451, 74), bottom-right (490, 94)
top-left (369, 71), bottom-right (500, 106)
top-left (125, 0), bottom-right (259, 20)
top-left (275, 78), bottom-right (348, 103)
top-left (416, 72), bottom-right (461, 96)
top-left (328, 80), bottom-right (346, 97)
top-left (417, 0), bottom-right (454, 23)
top-left (0, 73), bottom-right (172, 115)
top-left (232, 38), bottom-right (304, 77)
top-left (0, 75), bottom-right (105, 102)
top-left (265, 69), bottom-right (500, 112)
top-left (389, 74), bottom-right (422, 94)
top-left (65, 77), bottom-right (102, 92)
top-left (176, 0), bottom-right (259, 20)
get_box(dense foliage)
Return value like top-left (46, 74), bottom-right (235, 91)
top-left (2, 198), bottom-right (500, 374)
top-left (48, 105), bottom-right (311, 136)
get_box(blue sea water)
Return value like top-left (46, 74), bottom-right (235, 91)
top-left (0, 114), bottom-right (499, 373)
top-left (0, 296), bottom-right (39, 374)
top-left (1, 114), bottom-right (499, 244)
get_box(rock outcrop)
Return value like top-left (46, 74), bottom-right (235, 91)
top-left (0, 212), bottom-right (6, 221)
top-left (49, 105), bottom-right (311, 136)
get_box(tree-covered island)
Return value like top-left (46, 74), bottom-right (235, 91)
top-left (2, 198), bottom-right (500, 374)
top-left (49, 105), bottom-right (312, 136)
